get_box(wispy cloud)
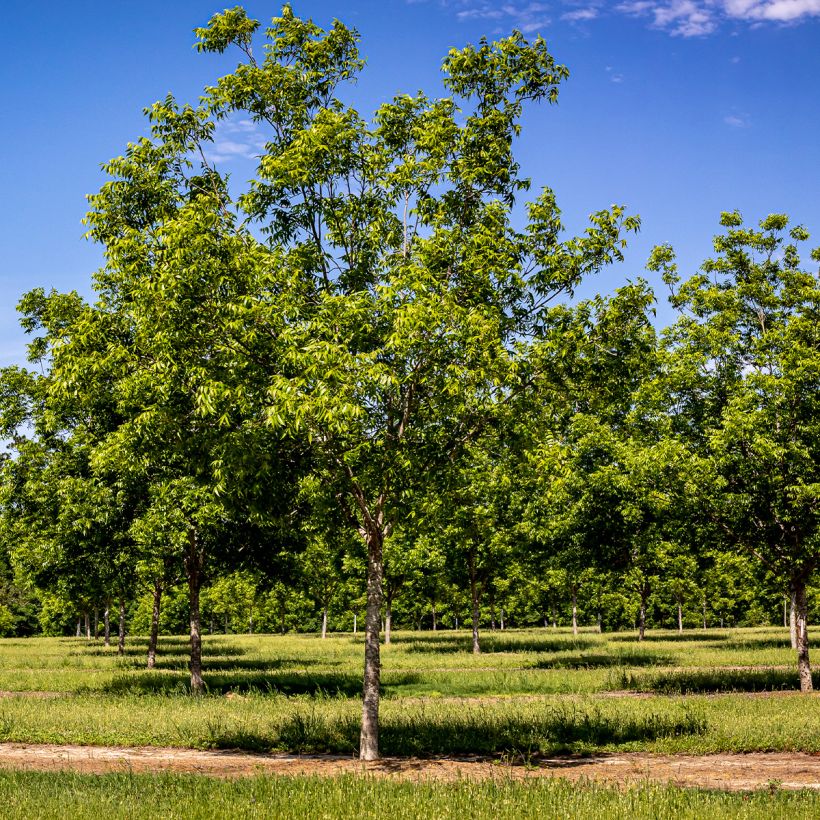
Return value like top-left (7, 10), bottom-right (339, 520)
top-left (416, 0), bottom-right (820, 36)
top-left (724, 111), bottom-right (751, 127)
top-left (615, 0), bottom-right (820, 36)
top-left (421, 1), bottom-right (552, 33)
top-left (562, 6), bottom-right (599, 21)
top-left (205, 119), bottom-right (267, 164)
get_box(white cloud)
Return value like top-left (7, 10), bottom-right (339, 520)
top-left (724, 112), bottom-right (751, 126)
top-left (562, 7), bottom-right (599, 20)
top-left (204, 118), bottom-right (267, 164)
top-left (615, 0), bottom-right (820, 36)
top-left (416, 0), bottom-right (820, 36)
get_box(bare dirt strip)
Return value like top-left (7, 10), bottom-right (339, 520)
top-left (0, 744), bottom-right (819, 791)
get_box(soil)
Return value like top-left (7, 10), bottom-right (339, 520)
top-left (0, 744), bottom-right (818, 791)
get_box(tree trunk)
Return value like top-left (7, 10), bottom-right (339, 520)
top-left (793, 579), bottom-right (813, 693)
top-left (321, 607), bottom-right (328, 639)
top-left (103, 602), bottom-right (111, 647)
top-left (249, 614), bottom-right (253, 635)
top-left (186, 528), bottom-right (204, 694)
top-left (784, 596), bottom-right (789, 629)
top-left (93, 608), bottom-right (99, 640)
top-left (597, 611), bottom-right (603, 633)
top-left (353, 613), bottom-right (357, 634)
top-left (384, 591), bottom-right (392, 645)
top-left (638, 597), bottom-right (647, 642)
top-left (790, 591), bottom-right (798, 650)
top-left (224, 613), bottom-right (229, 635)
top-left (75, 618), bottom-right (81, 638)
top-left (677, 601), bottom-right (683, 633)
top-left (117, 599), bottom-right (126, 655)
top-left (360, 528), bottom-right (383, 761)
top-left (147, 580), bottom-right (162, 670)
top-left (551, 604), bottom-right (557, 629)
top-left (431, 604), bottom-right (437, 632)
top-left (703, 598), bottom-right (708, 630)
top-left (469, 549), bottom-right (480, 655)
top-left (84, 612), bottom-right (91, 641)
top-left (571, 588), bottom-right (578, 636)
top-left (500, 607), bottom-right (505, 631)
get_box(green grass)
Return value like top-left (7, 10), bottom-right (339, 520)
top-left (0, 771), bottom-right (816, 819)
top-left (0, 627), bottom-right (812, 757)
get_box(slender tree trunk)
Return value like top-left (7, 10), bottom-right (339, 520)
top-left (703, 597), bottom-right (708, 630)
top-left (147, 580), bottom-right (162, 670)
top-left (571, 588), bottom-right (578, 636)
top-left (84, 612), bottom-right (91, 640)
top-left (249, 614), bottom-right (253, 635)
top-left (544, 616), bottom-right (548, 629)
top-left (321, 607), bottom-right (328, 639)
top-left (468, 548), bottom-right (480, 655)
top-left (597, 611), bottom-right (602, 633)
top-left (500, 607), bottom-right (505, 631)
top-left (784, 596), bottom-right (789, 629)
top-left (431, 604), bottom-right (437, 632)
top-left (353, 613), bottom-right (357, 634)
top-left (551, 604), bottom-right (557, 629)
top-left (93, 608), bottom-right (99, 640)
top-left (384, 591), bottom-right (392, 645)
top-left (186, 528), bottom-right (204, 694)
top-left (103, 601), bottom-right (111, 647)
top-left (790, 591), bottom-right (798, 650)
top-left (677, 601), bottom-right (684, 633)
top-left (638, 594), bottom-right (647, 642)
top-left (360, 527), bottom-right (383, 761)
top-left (224, 613), bottom-right (229, 635)
top-left (793, 579), bottom-right (813, 693)
top-left (75, 618), bottom-right (81, 638)
top-left (117, 599), bottom-right (126, 655)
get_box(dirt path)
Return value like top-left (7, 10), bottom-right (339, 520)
top-left (0, 744), bottom-right (818, 790)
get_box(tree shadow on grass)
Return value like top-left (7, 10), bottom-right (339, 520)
top-left (202, 703), bottom-right (706, 756)
top-left (532, 651), bottom-right (673, 670)
top-left (100, 670), bottom-right (422, 698)
top-left (403, 636), bottom-right (599, 655)
top-left (82, 641), bottom-right (249, 659)
top-left (609, 633), bottom-right (730, 644)
top-left (618, 667), bottom-right (806, 694)
top-left (724, 638), bottom-right (793, 650)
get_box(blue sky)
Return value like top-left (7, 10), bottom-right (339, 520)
top-left (1, 0), bottom-right (818, 366)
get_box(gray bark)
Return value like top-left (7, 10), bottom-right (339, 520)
top-left (84, 612), bottom-right (91, 641)
top-left (117, 599), bottom-right (126, 655)
top-left (321, 607), bottom-right (328, 639)
top-left (677, 601), bottom-right (683, 633)
top-left (147, 580), bottom-right (162, 669)
top-left (469, 549), bottom-right (480, 655)
top-left (790, 591), bottom-right (798, 650)
top-left (571, 588), bottom-right (578, 636)
top-left (359, 527), bottom-right (383, 761)
top-left (793, 579), bottom-right (813, 693)
top-left (186, 528), bottom-right (204, 694)
top-left (103, 603), bottom-right (111, 647)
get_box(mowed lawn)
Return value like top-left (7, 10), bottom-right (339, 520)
top-left (0, 626), bottom-right (814, 756)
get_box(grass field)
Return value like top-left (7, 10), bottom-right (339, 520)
top-left (0, 770), bottom-right (818, 819)
top-left (0, 627), bottom-right (813, 755)
top-left (1, 626), bottom-right (819, 815)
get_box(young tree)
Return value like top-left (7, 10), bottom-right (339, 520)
top-left (654, 212), bottom-right (820, 690)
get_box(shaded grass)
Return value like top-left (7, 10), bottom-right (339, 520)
top-left (619, 668), bottom-right (805, 694)
top-left (533, 651), bottom-right (672, 669)
top-left (0, 771), bottom-right (819, 820)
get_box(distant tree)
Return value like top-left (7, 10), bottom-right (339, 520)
top-left (654, 212), bottom-right (820, 690)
